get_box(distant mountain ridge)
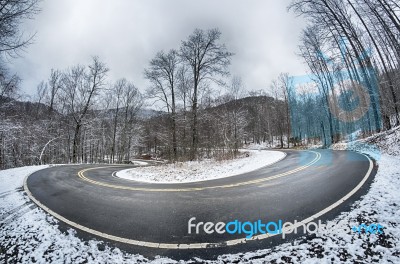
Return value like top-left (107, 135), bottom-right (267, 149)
top-left (0, 95), bottom-right (279, 120)
top-left (0, 95), bottom-right (166, 120)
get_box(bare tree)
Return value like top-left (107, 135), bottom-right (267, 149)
top-left (228, 76), bottom-right (246, 153)
top-left (46, 69), bottom-right (62, 113)
top-left (108, 79), bottom-right (125, 163)
top-left (0, 0), bottom-right (40, 101)
top-left (35, 80), bottom-right (47, 116)
top-left (180, 28), bottom-right (233, 160)
top-left (176, 65), bottom-right (192, 155)
top-left (119, 81), bottom-right (142, 162)
top-left (0, 63), bottom-right (20, 100)
top-left (107, 78), bottom-right (142, 163)
top-left (61, 57), bottom-right (108, 163)
top-left (0, 0), bottom-right (40, 56)
top-left (277, 73), bottom-right (291, 148)
top-left (145, 49), bottom-right (179, 160)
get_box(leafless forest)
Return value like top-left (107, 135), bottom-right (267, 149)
top-left (0, 0), bottom-right (399, 169)
top-left (289, 0), bottom-right (400, 144)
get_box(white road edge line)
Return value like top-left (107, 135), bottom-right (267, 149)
top-left (23, 151), bottom-right (374, 250)
top-left (251, 152), bottom-right (374, 240)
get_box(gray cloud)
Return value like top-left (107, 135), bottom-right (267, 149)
top-left (8, 0), bottom-right (307, 99)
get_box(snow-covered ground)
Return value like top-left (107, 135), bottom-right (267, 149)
top-left (0, 165), bottom-right (153, 263)
top-left (208, 127), bottom-right (400, 263)
top-left (116, 150), bottom-right (286, 184)
top-left (1, 128), bottom-right (399, 263)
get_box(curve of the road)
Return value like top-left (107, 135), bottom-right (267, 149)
top-left (24, 150), bottom-right (377, 259)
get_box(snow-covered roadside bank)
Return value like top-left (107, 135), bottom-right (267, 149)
top-left (209, 156), bottom-right (400, 263)
top-left (0, 166), bottom-right (48, 218)
top-left (116, 150), bottom-right (286, 184)
top-left (0, 165), bottom-right (159, 263)
top-left (204, 128), bottom-right (400, 263)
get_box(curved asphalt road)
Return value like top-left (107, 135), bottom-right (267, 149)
top-left (25, 150), bottom-right (377, 259)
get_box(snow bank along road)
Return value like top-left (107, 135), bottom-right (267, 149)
top-left (24, 150), bottom-right (376, 259)
top-left (115, 150), bottom-right (286, 183)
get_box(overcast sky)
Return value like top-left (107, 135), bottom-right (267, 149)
top-left (9, 0), bottom-right (308, 100)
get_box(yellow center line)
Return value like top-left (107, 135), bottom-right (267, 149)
top-left (24, 151), bottom-right (374, 249)
top-left (77, 151), bottom-right (322, 192)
